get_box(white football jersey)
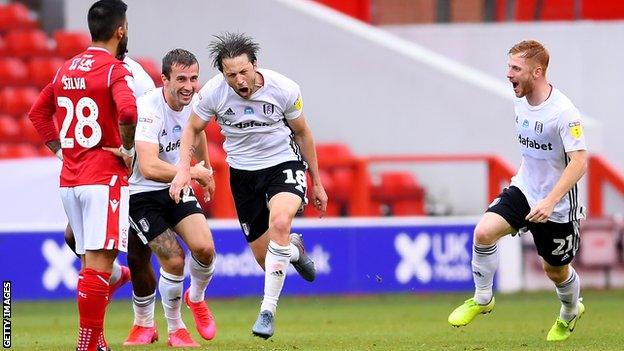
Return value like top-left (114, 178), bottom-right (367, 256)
top-left (510, 87), bottom-right (587, 223)
top-left (123, 56), bottom-right (156, 98)
top-left (193, 68), bottom-right (303, 170)
top-left (129, 88), bottom-right (195, 194)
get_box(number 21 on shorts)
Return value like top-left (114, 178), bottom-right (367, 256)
top-left (283, 169), bottom-right (306, 193)
top-left (58, 96), bottom-right (102, 148)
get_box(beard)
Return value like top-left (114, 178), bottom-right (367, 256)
top-left (115, 35), bottom-right (129, 61)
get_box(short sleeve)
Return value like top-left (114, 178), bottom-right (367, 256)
top-left (283, 82), bottom-right (303, 120)
top-left (193, 79), bottom-right (218, 122)
top-left (557, 108), bottom-right (587, 152)
top-left (135, 98), bottom-right (162, 144)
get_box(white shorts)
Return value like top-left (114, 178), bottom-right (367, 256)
top-left (60, 181), bottom-right (129, 254)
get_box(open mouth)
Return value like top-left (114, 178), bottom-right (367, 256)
top-left (512, 82), bottom-right (519, 89)
top-left (179, 91), bottom-right (192, 98)
top-left (238, 87), bottom-right (249, 95)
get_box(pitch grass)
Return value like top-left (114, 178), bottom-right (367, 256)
top-left (10, 290), bottom-right (623, 350)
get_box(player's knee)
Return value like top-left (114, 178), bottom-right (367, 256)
top-left (473, 225), bottom-right (498, 245)
top-left (192, 246), bottom-right (216, 266)
top-left (269, 213), bottom-right (292, 236)
top-left (158, 253), bottom-right (185, 276)
top-left (543, 263), bottom-right (568, 283)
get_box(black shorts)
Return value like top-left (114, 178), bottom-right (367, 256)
top-left (230, 160), bottom-right (308, 243)
top-left (129, 187), bottom-right (204, 244)
top-left (486, 186), bottom-right (580, 266)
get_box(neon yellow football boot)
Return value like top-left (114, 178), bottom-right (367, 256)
top-left (546, 301), bottom-right (585, 341)
top-left (448, 297), bottom-right (495, 327)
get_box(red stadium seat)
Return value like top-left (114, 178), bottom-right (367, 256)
top-left (0, 115), bottom-right (20, 142)
top-left (582, 0), bottom-right (624, 20)
top-left (134, 57), bottom-right (162, 87)
top-left (0, 58), bottom-right (28, 86)
top-left (5, 29), bottom-right (52, 58)
top-left (0, 87), bottom-right (40, 117)
top-left (302, 169), bottom-right (341, 217)
top-left (373, 171), bottom-right (425, 216)
top-left (17, 115), bottom-right (42, 144)
top-left (0, 3), bottom-right (37, 32)
top-left (0, 36), bottom-right (8, 57)
top-left (539, 0), bottom-right (575, 20)
top-left (54, 30), bottom-right (90, 58)
top-left (0, 143), bottom-right (39, 159)
top-left (27, 57), bottom-right (64, 88)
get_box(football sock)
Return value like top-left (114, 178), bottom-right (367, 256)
top-left (260, 241), bottom-right (290, 314)
top-left (472, 242), bottom-right (498, 305)
top-left (109, 261), bottom-right (122, 285)
top-left (76, 268), bottom-right (110, 351)
top-left (188, 254), bottom-right (215, 303)
top-left (555, 266), bottom-right (580, 322)
top-left (159, 268), bottom-right (186, 332)
top-left (132, 291), bottom-right (156, 327)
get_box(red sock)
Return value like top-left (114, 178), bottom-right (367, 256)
top-left (76, 268), bottom-right (110, 351)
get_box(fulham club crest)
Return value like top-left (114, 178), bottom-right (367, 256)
top-left (263, 103), bottom-right (274, 116)
top-left (534, 121), bottom-right (544, 134)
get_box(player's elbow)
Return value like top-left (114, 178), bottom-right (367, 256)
top-left (139, 162), bottom-right (158, 181)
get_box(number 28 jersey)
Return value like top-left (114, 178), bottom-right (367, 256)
top-left (52, 47), bottom-right (137, 187)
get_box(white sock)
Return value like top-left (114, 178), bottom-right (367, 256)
top-left (132, 292), bottom-right (156, 327)
top-left (109, 261), bottom-right (122, 285)
top-left (555, 266), bottom-right (580, 322)
top-left (289, 242), bottom-right (300, 263)
top-left (159, 268), bottom-right (186, 332)
top-left (472, 242), bottom-right (499, 305)
top-left (188, 254), bottom-right (215, 303)
top-left (260, 241), bottom-right (291, 314)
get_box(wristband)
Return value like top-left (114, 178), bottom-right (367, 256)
top-left (120, 146), bottom-right (135, 157)
top-left (55, 149), bottom-right (63, 161)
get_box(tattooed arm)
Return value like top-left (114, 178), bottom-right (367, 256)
top-left (169, 112), bottom-right (209, 203)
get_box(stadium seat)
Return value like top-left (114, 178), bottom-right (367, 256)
top-left (17, 115), bottom-right (42, 144)
top-left (5, 29), bottom-right (52, 58)
top-left (27, 57), bottom-right (64, 88)
top-left (0, 87), bottom-right (40, 117)
top-left (0, 36), bottom-right (8, 57)
top-left (0, 115), bottom-right (20, 142)
top-left (134, 57), bottom-right (162, 87)
top-left (0, 58), bottom-right (28, 86)
top-left (513, 0), bottom-right (538, 21)
top-left (54, 30), bottom-right (90, 58)
top-left (582, 0), bottom-right (624, 20)
top-left (373, 171), bottom-right (425, 216)
top-left (0, 3), bottom-right (37, 32)
top-left (302, 169), bottom-right (341, 217)
top-left (0, 143), bottom-right (39, 159)
top-left (538, 0), bottom-right (575, 20)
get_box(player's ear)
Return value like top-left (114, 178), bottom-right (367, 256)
top-left (160, 73), bottom-right (168, 85)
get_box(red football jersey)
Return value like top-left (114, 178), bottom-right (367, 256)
top-left (51, 47), bottom-right (137, 186)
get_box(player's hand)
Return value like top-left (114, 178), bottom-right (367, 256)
top-left (525, 198), bottom-right (556, 223)
top-left (102, 146), bottom-right (133, 171)
top-left (190, 161), bottom-right (215, 201)
top-left (310, 184), bottom-right (328, 218)
top-left (169, 169), bottom-right (191, 203)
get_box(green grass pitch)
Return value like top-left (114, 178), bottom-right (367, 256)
top-left (10, 290), bottom-right (623, 350)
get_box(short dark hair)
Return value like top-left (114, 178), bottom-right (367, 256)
top-left (87, 0), bottom-right (128, 42)
top-left (162, 48), bottom-right (199, 79)
top-left (208, 32), bottom-right (260, 72)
